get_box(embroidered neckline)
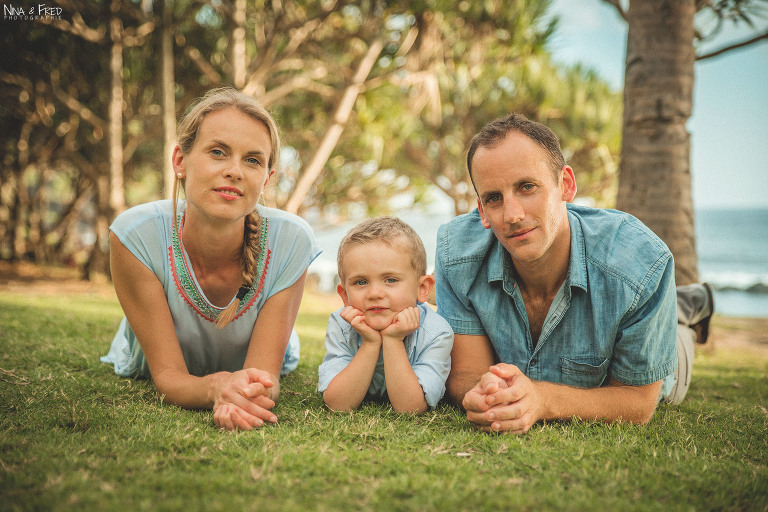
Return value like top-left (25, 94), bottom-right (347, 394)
top-left (169, 212), bottom-right (271, 323)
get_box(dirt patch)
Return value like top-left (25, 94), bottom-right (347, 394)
top-left (708, 316), bottom-right (768, 357)
top-left (0, 261), bottom-right (116, 298)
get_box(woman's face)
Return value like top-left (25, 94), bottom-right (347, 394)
top-left (173, 107), bottom-right (274, 226)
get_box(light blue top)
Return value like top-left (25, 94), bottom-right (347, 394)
top-left (101, 200), bottom-right (320, 378)
top-left (435, 204), bottom-right (678, 400)
top-left (317, 302), bottom-right (454, 409)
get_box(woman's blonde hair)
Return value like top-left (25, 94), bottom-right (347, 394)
top-left (171, 87), bottom-right (281, 328)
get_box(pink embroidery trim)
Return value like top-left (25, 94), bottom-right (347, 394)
top-left (168, 214), bottom-right (271, 323)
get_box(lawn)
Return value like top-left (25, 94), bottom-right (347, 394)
top-left (1, 287), bottom-right (766, 511)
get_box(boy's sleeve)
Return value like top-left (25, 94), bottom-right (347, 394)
top-left (410, 310), bottom-right (454, 408)
top-left (317, 311), bottom-right (356, 393)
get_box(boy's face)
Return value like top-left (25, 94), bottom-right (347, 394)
top-left (337, 241), bottom-right (432, 331)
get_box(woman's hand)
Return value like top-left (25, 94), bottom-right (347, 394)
top-left (211, 368), bottom-right (277, 431)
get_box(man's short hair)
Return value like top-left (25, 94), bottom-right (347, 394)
top-left (466, 113), bottom-right (566, 188)
top-left (337, 217), bottom-right (427, 281)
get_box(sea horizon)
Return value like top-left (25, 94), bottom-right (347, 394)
top-left (307, 204), bottom-right (767, 318)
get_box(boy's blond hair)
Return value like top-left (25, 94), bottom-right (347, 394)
top-left (337, 217), bottom-right (427, 281)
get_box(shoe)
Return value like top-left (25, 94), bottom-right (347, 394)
top-left (692, 282), bottom-right (714, 344)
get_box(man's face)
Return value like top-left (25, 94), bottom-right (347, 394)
top-left (472, 131), bottom-right (576, 269)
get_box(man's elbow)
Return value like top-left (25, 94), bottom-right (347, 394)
top-left (614, 399), bottom-right (658, 425)
top-left (607, 379), bottom-right (662, 425)
top-left (636, 401), bottom-right (659, 425)
top-left (444, 375), bottom-right (468, 409)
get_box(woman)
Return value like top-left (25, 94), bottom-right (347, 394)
top-left (102, 88), bottom-right (319, 431)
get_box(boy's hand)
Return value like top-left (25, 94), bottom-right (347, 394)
top-left (382, 306), bottom-right (421, 342)
top-left (340, 306), bottom-right (382, 344)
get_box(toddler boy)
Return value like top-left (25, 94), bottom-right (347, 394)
top-left (318, 217), bottom-right (453, 413)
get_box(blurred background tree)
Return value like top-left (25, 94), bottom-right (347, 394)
top-left (0, 0), bottom-right (623, 279)
top-left (605, 0), bottom-right (768, 285)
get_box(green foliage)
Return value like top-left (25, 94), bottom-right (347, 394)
top-left (1, 289), bottom-right (767, 511)
top-left (0, 0), bottom-right (618, 274)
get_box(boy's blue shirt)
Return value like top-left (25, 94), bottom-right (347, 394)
top-left (318, 302), bottom-right (454, 408)
top-left (435, 203), bottom-right (678, 400)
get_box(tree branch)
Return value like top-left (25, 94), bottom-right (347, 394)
top-left (242, 18), bottom-right (323, 96)
top-left (696, 30), bottom-right (768, 60)
top-left (183, 46), bottom-right (223, 84)
top-left (123, 21), bottom-right (156, 47)
top-left (283, 39), bottom-right (386, 214)
top-left (49, 72), bottom-right (106, 136)
top-left (602, 0), bottom-right (627, 21)
top-left (36, 12), bottom-right (106, 43)
top-left (258, 65), bottom-right (330, 106)
top-left (0, 72), bottom-right (32, 91)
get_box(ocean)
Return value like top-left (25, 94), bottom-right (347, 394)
top-left (696, 208), bottom-right (768, 318)
top-left (308, 207), bottom-right (768, 318)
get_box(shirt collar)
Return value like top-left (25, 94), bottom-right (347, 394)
top-left (487, 238), bottom-right (508, 283)
top-left (566, 206), bottom-right (588, 292)
top-left (486, 205), bottom-right (588, 293)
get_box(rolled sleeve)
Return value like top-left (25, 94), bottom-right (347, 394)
top-left (610, 256), bottom-right (679, 386)
top-left (435, 226), bottom-right (487, 336)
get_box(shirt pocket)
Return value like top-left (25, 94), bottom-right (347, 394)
top-left (560, 355), bottom-right (611, 388)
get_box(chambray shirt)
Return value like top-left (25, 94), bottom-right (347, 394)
top-left (435, 204), bottom-right (678, 400)
top-left (317, 302), bottom-right (454, 408)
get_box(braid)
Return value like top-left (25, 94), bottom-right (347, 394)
top-left (240, 212), bottom-right (262, 287)
top-left (215, 210), bottom-right (262, 328)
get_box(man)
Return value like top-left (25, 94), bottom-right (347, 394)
top-left (435, 114), bottom-right (713, 434)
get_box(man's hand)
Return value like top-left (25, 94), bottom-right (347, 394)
top-left (463, 363), bottom-right (543, 435)
top-left (461, 370), bottom-right (505, 422)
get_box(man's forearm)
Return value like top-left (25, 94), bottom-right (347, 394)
top-left (446, 370), bottom-right (482, 408)
top-left (535, 379), bottom-right (662, 425)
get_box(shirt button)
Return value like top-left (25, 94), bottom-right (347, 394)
top-left (530, 359), bottom-right (537, 367)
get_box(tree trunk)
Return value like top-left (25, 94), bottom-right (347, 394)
top-left (11, 168), bottom-right (29, 261)
top-left (231, 0), bottom-right (247, 89)
top-left (616, 0), bottom-right (698, 285)
top-left (161, 0), bottom-right (176, 199)
top-left (283, 39), bottom-right (385, 214)
top-left (83, 175), bottom-right (111, 280)
top-left (109, 10), bottom-right (126, 216)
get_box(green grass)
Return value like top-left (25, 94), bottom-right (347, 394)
top-left (1, 289), bottom-right (766, 511)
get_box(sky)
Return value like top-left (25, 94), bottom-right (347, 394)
top-left (546, 0), bottom-right (768, 210)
